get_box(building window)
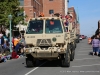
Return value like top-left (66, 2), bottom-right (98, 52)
top-left (19, 0), bottom-right (24, 6)
top-left (49, 10), bottom-right (54, 14)
top-left (33, 0), bottom-right (36, 9)
top-left (49, 0), bottom-right (53, 1)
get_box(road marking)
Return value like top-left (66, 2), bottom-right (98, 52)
top-left (25, 61), bottom-right (47, 75)
top-left (78, 48), bottom-right (92, 49)
top-left (77, 54), bottom-right (88, 55)
top-left (75, 58), bottom-right (99, 60)
top-left (78, 50), bottom-right (92, 52)
top-left (72, 64), bottom-right (100, 67)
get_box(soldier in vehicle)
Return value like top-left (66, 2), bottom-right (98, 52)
top-left (38, 12), bottom-right (44, 17)
top-left (46, 19), bottom-right (55, 31)
top-left (46, 19), bottom-right (62, 33)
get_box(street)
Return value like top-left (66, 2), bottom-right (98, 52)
top-left (0, 39), bottom-right (100, 75)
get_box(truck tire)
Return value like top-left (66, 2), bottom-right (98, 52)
top-left (70, 44), bottom-right (75, 61)
top-left (61, 47), bottom-right (70, 67)
top-left (76, 39), bottom-right (78, 43)
top-left (73, 41), bottom-right (76, 48)
top-left (70, 50), bottom-right (75, 61)
top-left (77, 39), bottom-right (79, 43)
top-left (73, 50), bottom-right (75, 59)
top-left (26, 58), bottom-right (34, 67)
top-left (78, 40), bottom-right (80, 43)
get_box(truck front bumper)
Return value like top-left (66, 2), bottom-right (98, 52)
top-left (25, 47), bottom-right (66, 58)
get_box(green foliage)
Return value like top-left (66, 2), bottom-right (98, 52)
top-left (0, 0), bottom-right (27, 29)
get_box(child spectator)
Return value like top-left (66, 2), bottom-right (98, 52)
top-left (0, 51), bottom-right (7, 62)
top-left (11, 50), bottom-right (19, 59)
top-left (14, 36), bottom-right (20, 53)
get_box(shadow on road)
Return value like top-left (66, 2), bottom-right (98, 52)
top-left (89, 52), bottom-right (100, 56)
top-left (23, 60), bottom-right (70, 68)
top-left (89, 52), bottom-right (93, 55)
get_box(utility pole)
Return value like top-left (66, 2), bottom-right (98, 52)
top-left (8, 14), bottom-right (12, 52)
top-left (65, 0), bottom-right (69, 15)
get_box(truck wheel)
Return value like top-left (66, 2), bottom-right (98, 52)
top-left (26, 58), bottom-right (34, 67)
top-left (73, 41), bottom-right (76, 49)
top-left (61, 48), bottom-right (70, 67)
top-left (70, 51), bottom-right (74, 61)
top-left (70, 44), bottom-right (75, 61)
top-left (77, 40), bottom-right (79, 43)
top-left (70, 50), bottom-right (75, 61)
top-left (73, 50), bottom-right (75, 59)
top-left (76, 39), bottom-right (78, 43)
top-left (78, 40), bottom-right (79, 43)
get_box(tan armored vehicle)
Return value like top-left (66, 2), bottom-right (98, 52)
top-left (24, 17), bottom-right (75, 67)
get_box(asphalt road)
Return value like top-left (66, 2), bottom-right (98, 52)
top-left (0, 39), bottom-right (100, 75)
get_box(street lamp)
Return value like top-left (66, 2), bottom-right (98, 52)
top-left (8, 14), bottom-right (12, 52)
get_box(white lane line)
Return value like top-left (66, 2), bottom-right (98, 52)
top-left (75, 58), bottom-right (99, 60)
top-left (78, 48), bottom-right (92, 49)
top-left (78, 50), bottom-right (92, 52)
top-left (25, 61), bottom-right (47, 75)
top-left (77, 54), bottom-right (88, 55)
top-left (72, 64), bottom-right (100, 67)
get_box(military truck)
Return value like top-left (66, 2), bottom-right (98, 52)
top-left (24, 17), bottom-right (75, 67)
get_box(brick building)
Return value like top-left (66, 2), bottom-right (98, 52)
top-left (68, 7), bottom-right (80, 34)
top-left (68, 7), bottom-right (77, 23)
top-left (76, 16), bottom-right (80, 34)
top-left (24, 0), bottom-right (43, 21)
top-left (76, 23), bottom-right (80, 34)
top-left (43, 0), bottom-right (65, 17)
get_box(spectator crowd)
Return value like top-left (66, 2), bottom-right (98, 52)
top-left (0, 32), bottom-right (26, 63)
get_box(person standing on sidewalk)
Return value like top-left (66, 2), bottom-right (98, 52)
top-left (0, 35), bottom-right (4, 53)
top-left (92, 35), bottom-right (100, 56)
top-left (97, 34), bottom-right (100, 55)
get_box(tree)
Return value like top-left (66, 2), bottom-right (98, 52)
top-left (0, 0), bottom-right (27, 30)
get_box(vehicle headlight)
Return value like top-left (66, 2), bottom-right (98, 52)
top-left (25, 49), bottom-right (28, 53)
top-left (52, 37), bottom-right (57, 42)
top-left (25, 49), bottom-right (32, 53)
top-left (29, 49), bottom-right (32, 53)
top-left (57, 48), bottom-right (60, 52)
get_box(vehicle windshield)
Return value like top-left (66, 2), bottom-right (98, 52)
top-left (45, 19), bottom-right (63, 33)
top-left (26, 20), bottom-right (43, 34)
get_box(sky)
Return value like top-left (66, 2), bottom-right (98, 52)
top-left (69, 0), bottom-right (100, 37)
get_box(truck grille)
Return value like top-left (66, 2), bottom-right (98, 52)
top-left (37, 39), bottom-right (52, 46)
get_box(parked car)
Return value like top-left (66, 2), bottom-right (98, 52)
top-left (79, 35), bottom-right (82, 41)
